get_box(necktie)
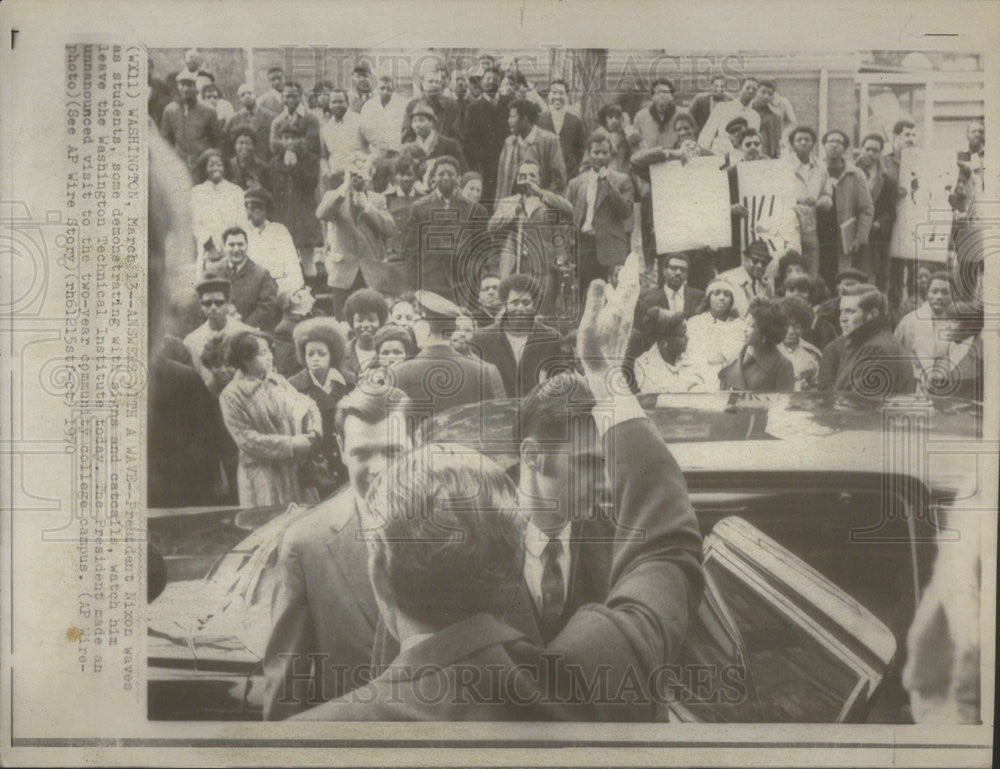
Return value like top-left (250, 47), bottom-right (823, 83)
top-left (540, 538), bottom-right (565, 639)
top-left (751, 279), bottom-right (759, 296)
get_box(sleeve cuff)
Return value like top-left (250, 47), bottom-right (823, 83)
top-left (592, 394), bottom-right (648, 439)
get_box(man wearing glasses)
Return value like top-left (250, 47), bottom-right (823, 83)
top-left (182, 275), bottom-right (254, 389)
top-left (716, 239), bottom-right (774, 318)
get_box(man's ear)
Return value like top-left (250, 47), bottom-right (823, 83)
top-left (520, 437), bottom-right (546, 475)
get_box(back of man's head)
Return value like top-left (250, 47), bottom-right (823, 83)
top-left (519, 372), bottom-right (597, 446)
top-left (366, 444), bottom-right (524, 630)
top-left (842, 284), bottom-right (888, 318)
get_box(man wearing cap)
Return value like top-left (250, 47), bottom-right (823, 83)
top-left (244, 188), bottom-right (304, 301)
top-left (699, 76), bottom-right (761, 156)
top-left (716, 239), bottom-right (774, 318)
top-left (404, 155), bottom-right (490, 305)
top-left (319, 88), bottom-right (367, 191)
top-left (269, 82), bottom-right (322, 158)
top-left (161, 70), bottom-right (223, 170)
top-left (316, 152), bottom-right (398, 318)
top-left (402, 66), bottom-right (464, 144)
top-left (405, 100), bottom-right (467, 175)
top-left (183, 275), bottom-right (254, 389)
top-left (227, 83), bottom-right (276, 162)
top-left (386, 290), bottom-right (505, 417)
top-left (349, 64), bottom-right (375, 113)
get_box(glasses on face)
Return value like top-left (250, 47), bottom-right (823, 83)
top-left (749, 256), bottom-right (770, 266)
top-left (201, 298), bottom-right (227, 308)
top-left (743, 140), bottom-right (762, 149)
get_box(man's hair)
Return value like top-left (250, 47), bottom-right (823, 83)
top-left (334, 384), bottom-right (417, 439)
top-left (481, 65), bottom-right (503, 80)
top-left (928, 270), bottom-right (952, 288)
top-left (597, 103), bottom-right (623, 126)
top-left (393, 154), bottom-right (418, 176)
top-left (738, 76), bottom-right (759, 87)
top-left (389, 292), bottom-right (416, 313)
top-left (520, 372), bottom-right (597, 445)
top-left (221, 225), bottom-right (248, 245)
top-left (231, 127), bottom-right (258, 145)
top-left (664, 252), bottom-right (690, 266)
top-left (498, 273), bottom-right (541, 303)
top-left (651, 77), bottom-right (676, 94)
top-left (199, 333), bottom-right (229, 370)
top-left (548, 78), bottom-right (569, 93)
top-left (757, 79), bottom-right (777, 91)
top-left (343, 288), bottom-right (389, 326)
top-left (365, 444), bottom-right (525, 630)
top-left (776, 250), bottom-right (811, 284)
top-left (293, 317), bottom-right (347, 366)
top-left (329, 88), bottom-right (350, 102)
top-left (480, 270), bottom-right (501, 287)
top-left (739, 127), bottom-right (761, 145)
top-left (460, 171), bottom-right (483, 187)
top-left (843, 284), bottom-right (888, 317)
top-left (200, 83), bottom-right (220, 98)
top-left (431, 155), bottom-right (461, 176)
top-left (779, 295), bottom-right (814, 331)
top-left (672, 112), bottom-right (697, 131)
top-left (642, 307), bottom-right (686, 341)
top-left (783, 275), bottom-right (816, 302)
top-left (283, 81), bottom-right (302, 94)
top-left (788, 125), bottom-right (817, 145)
top-left (822, 129), bottom-right (850, 147)
top-left (586, 130), bottom-right (613, 151)
top-left (267, 66), bottom-right (284, 76)
top-left (747, 298), bottom-right (789, 348)
top-left (226, 330), bottom-right (270, 372)
top-left (892, 118), bottom-right (916, 136)
top-left (509, 98), bottom-right (540, 124)
top-left (373, 324), bottom-right (416, 358)
top-left (861, 132), bottom-right (885, 150)
top-left (835, 268), bottom-right (868, 285)
top-left (313, 80), bottom-right (334, 93)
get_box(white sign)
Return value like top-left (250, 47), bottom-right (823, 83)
top-left (649, 155), bottom-right (731, 253)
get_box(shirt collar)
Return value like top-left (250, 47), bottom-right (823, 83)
top-left (523, 518), bottom-right (572, 559)
top-left (309, 367), bottom-right (347, 392)
top-left (283, 103), bottom-right (307, 119)
top-left (517, 126), bottom-right (538, 147)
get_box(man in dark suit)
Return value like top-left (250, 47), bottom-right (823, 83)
top-left (566, 132), bottom-right (635, 297)
top-left (636, 253), bottom-right (705, 321)
top-left (386, 291), bottom-right (505, 424)
top-left (537, 79), bottom-right (587, 180)
top-left (403, 156), bottom-right (490, 306)
top-left (471, 273), bottom-right (571, 399)
top-left (220, 226), bottom-right (280, 331)
top-left (405, 101), bottom-right (467, 173)
top-left (293, 254), bottom-right (703, 721)
top-left (689, 74), bottom-right (732, 132)
top-left (855, 133), bottom-right (897, 292)
top-left (263, 386), bottom-right (418, 720)
top-left (402, 67), bottom-right (463, 144)
top-left (496, 99), bottom-right (567, 201)
top-left (462, 66), bottom-right (511, 204)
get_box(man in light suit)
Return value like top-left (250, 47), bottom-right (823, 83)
top-left (566, 132), bottom-right (634, 299)
top-left (294, 253), bottom-right (703, 721)
top-left (386, 291), bottom-right (506, 425)
top-left (263, 386), bottom-right (418, 720)
top-left (496, 98), bottom-right (567, 201)
top-left (316, 152), bottom-right (399, 318)
top-left (716, 239), bottom-right (774, 318)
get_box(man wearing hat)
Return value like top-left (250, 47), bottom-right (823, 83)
top-left (402, 66), bottom-right (464, 144)
top-left (160, 70), bottom-right (223, 170)
top-left (244, 187), bottom-right (304, 301)
top-left (716, 238), bottom-right (774, 318)
top-left (316, 152), bottom-right (398, 318)
top-left (385, 290), bottom-right (505, 418)
top-left (227, 83), bottom-right (276, 162)
top-left (349, 63), bottom-right (375, 113)
top-left (720, 115), bottom-right (749, 168)
top-left (182, 274), bottom-right (254, 388)
top-left (405, 100), bottom-right (467, 175)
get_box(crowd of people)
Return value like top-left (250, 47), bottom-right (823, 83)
top-left (149, 50), bottom-right (986, 510)
top-left (145, 49), bottom-right (988, 722)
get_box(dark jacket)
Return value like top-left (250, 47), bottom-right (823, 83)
top-left (463, 94), bottom-right (512, 200)
top-left (403, 94), bottom-right (464, 143)
top-left (268, 147), bottom-right (324, 250)
top-left (495, 127), bottom-right (568, 200)
top-left (689, 91), bottom-right (731, 131)
top-left (408, 133), bottom-right (467, 174)
top-left (637, 283), bottom-right (705, 320)
top-left (292, 417), bottom-right (703, 721)
top-left (471, 320), bottom-right (571, 399)
top-left (718, 344), bottom-right (796, 392)
top-left (817, 318), bottom-right (916, 395)
top-left (225, 105), bottom-right (276, 161)
top-left (566, 168), bottom-right (635, 267)
top-left (160, 99), bottom-right (223, 169)
top-left (403, 192), bottom-right (490, 306)
top-left (538, 111), bottom-right (587, 180)
top-left (385, 344), bottom-right (505, 423)
top-left (224, 257), bottom-right (279, 332)
top-left (263, 493), bottom-right (380, 720)
top-left (316, 188), bottom-right (400, 292)
top-left (226, 154), bottom-right (271, 192)
top-left (866, 165), bottom-right (898, 246)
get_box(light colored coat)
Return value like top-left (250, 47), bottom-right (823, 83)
top-left (219, 370), bottom-right (321, 507)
